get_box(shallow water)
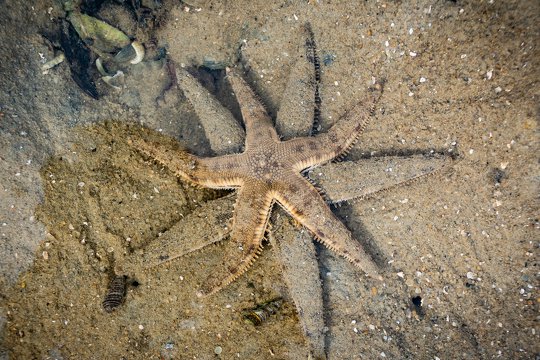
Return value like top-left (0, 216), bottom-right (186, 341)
top-left (1, 0), bottom-right (538, 359)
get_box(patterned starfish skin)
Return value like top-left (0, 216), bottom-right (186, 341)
top-left (133, 71), bottom-right (383, 295)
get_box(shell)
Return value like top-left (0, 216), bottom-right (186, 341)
top-left (67, 12), bottom-right (131, 55)
top-left (243, 298), bottom-right (283, 326)
top-left (102, 275), bottom-right (127, 312)
top-left (101, 71), bottom-right (125, 91)
top-left (114, 41), bottom-right (145, 64)
top-left (95, 57), bottom-right (110, 76)
top-left (41, 53), bottom-right (65, 72)
top-left (202, 56), bottom-right (228, 70)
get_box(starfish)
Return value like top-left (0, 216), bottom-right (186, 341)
top-left (133, 69), bottom-right (385, 296)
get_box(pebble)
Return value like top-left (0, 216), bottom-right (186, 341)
top-left (214, 346), bottom-right (222, 355)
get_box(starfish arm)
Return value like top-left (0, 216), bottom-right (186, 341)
top-left (194, 154), bottom-right (246, 189)
top-left (201, 181), bottom-right (274, 296)
top-left (309, 153), bottom-right (453, 204)
top-left (286, 86), bottom-right (383, 171)
top-left (227, 71), bottom-right (280, 146)
top-left (132, 137), bottom-right (204, 183)
top-left (274, 174), bottom-right (382, 280)
top-left (132, 137), bottom-right (244, 188)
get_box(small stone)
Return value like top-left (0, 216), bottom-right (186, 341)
top-left (42, 251), bottom-right (49, 260)
top-left (214, 346), bottom-right (223, 355)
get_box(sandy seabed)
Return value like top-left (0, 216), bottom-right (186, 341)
top-left (0, 1), bottom-right (538, 359)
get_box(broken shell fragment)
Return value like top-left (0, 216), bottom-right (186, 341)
top-left (114, 41), bottom-right (145, 64)
top-left (67, 12), bottom-right (131, 54)
top-left (101, 71), bottom-right (125, 90)
top-left (41, 53), bottom-right (65, 72)
top-left (95, 57), bottom-right (111, 76)
top-left (202, 56), bottom-right (228, 70)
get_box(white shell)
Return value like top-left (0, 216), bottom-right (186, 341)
top-left (129, 41), bottom-right (145, 64)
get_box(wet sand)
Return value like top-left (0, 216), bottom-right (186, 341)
top-left (1, 0), bottom-right (538, 359)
